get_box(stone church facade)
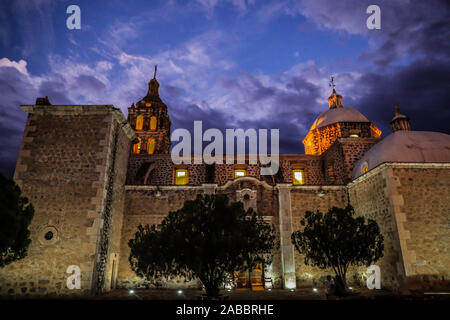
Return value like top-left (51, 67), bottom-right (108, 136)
top-left (1, 75), bottom-right (449, 296)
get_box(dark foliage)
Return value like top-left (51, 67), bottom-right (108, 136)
top-left (0, 173), bottom-right (34, 268)
top-left (291, 205), bottom-right (384, 291)
top-left (129, 194), bottom-right (277, 297)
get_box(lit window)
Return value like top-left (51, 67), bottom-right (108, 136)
top-left (147, 138), bottom-right (155, 154)
top-left (136, 115), bottom-right (143, 130)
top-left (234, 169), bottom-right (247, 178)
top-left (175, 169), bottom-right (188, 185)
top-left (146, 102), bottom-right (152, 107)
top-left (293, 169), bottom-right (305, 185)
top-left (133, 137), bottom-right (142, 154)
top-left (150, 116), bottom-right (157, 130)
top-left (350, 134), bottom-right (359, 138)
top-left (361, 162), bottom-right (369, 174)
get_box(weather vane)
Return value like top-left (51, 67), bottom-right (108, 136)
top-left (154, 64), bottom-right (157, 79)
top-left (329, 76), bottom-right (336, 90)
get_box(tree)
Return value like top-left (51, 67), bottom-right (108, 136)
top-left (291, 205), bottom-right (383, 292)
top-left (128, 194), bottom-right (276, 297)
top-left (0, 173), bottom-right (34, 268)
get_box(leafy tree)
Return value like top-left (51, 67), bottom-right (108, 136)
top-left (291, 205), bottom-right (383, 292)
top-left (0, 173), bottom-right (34, 268)
top-left (129, 194), bottom-right (276, 297)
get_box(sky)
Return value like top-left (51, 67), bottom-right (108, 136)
top-left (0, 0), bottom-right (449, 177)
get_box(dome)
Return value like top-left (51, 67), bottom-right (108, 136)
top-left (310, 107), bottom-right (370, 130)
top-left (352, 131), bottom-right (450, 179)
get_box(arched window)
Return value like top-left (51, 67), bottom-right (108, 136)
top-left (133, 137), bottom-right (142, 154)
top-left (147, 138), bottom-right (156, 154)
top-left (136, 115), bottom-right (143, 130)
top-left (150, 116), bottom-right (157, 130)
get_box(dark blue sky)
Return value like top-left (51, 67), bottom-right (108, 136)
top-left (1, 0), bottom-right (449, 177)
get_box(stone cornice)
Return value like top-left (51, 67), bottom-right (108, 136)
top-left (348, 162), bottom-right (450, 187)
top-left (21, 104), bottom-right (136, 140)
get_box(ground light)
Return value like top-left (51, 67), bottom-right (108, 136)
top-left (129, 290), bottom-right (135, 295)
top-left (313, 288), bottom-right (318, 292)
top-left (177, 290), bottom-right (183, 295)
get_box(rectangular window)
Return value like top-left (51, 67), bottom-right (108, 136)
top-left (292, 169), bottom-right (305, 185)
top-left (175, 169), bottom-right (188, 185)
top-left (234, 169), bottom-right (247, 178)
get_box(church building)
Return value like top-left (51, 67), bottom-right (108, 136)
top-left (1, 72), bottom-right (449, 296)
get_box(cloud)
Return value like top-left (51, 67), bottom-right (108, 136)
top-left (0, 58), bottom-right (29, 76)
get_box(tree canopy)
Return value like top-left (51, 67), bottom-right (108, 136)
top-left (128, 194), bottom-right (277, 297)
top-left (0, 174), bottom-right (34, 268)
top-left (291, 205), bottom-right (383, 290)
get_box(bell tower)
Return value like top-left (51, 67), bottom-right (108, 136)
top-left (128, 65), bottom-right (171, 154)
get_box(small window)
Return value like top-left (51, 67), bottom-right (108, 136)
top-left (133, 137), bottom-right (142, 154)
top-left (147, 138), bottom-right (155, 154)
top-left (175, 169), bottom-right (188, 185)
top-left (292, 169), bottom-right (305, 185)
top-left (361, 162), bottom-right (369, 174)
top-left (136, 115), bottom-right (143, 130)
top-left (234, 169), bottom-right (247, 178)
top-left (150, 116), bottom-right (157, 130)
top-left (146, 102), bottom-right (152, 107)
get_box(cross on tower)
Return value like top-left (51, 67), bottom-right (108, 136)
top-left (329, 76), bottom-right (336, 91)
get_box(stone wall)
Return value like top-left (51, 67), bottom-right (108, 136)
top-left (0, 105), bottom-right (134, 296)
top-left (289, 186), bottom-right (349, 287)
top-left (117, 186), bottom-right (206, 288)
top-left (349, 163), bottom-right (450, 292)
top-left (392, 165), bottom-right (450, 291)
top-left (118, 178), bottom-right (284, 289)
top-left (348, 164), bottom-right (409, 292)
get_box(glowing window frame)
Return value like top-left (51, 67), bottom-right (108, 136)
top-left (150, 116), bottom-right (157, 130)
top-left (292, 169), bottom-right (305, 185)
top-left (175, 169), bottom-right (189, 185)
top-left (133, 137), bottom-right (142, 154)
top-left (136, 115), bottom-right (144, 130)
top-left (147, 138), bottom-right (156, 154)
top-left (234, 169), bottom-right (247, 179)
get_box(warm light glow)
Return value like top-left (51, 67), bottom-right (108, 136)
top-left (147, 138), bottom-right (155, 154)
top-left (136, 115), bottom-right (143, 130)
top-left (361, 162), bottom-right (369, 174)
top-left (146, 102), bottom-right (152, 107)
top-left (234, 169), bottom-right (247, 178)
top-left (133, 137), bottom-right (142, 154)
top-left (150, 116), bottom-right (157, 130)
top-left (175, 169), bottom-right (188, 185)
top-left (292, 169), bottom-right (304, 185)
top-left (350, 134), bottom-right (359, 138)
